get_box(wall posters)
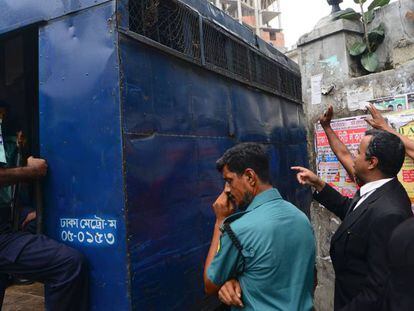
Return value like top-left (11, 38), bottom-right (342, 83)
top-left (347, 91), bottom-right (414, 111)
top-left (315, 116), bottom-right (367, 197)
top-left (315, 92), bottom-right (414, 205)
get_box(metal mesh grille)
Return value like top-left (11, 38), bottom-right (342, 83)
top-left (250, 50), bottom-right (301, 98)
top-left (126, 0), bottom-right (301, 101)
top-left (203, 22), bottom-right (228, 70)
top-left (128, 0), bottom-right (201, 60)
top-left (203, 22), bottom-right (250, 80)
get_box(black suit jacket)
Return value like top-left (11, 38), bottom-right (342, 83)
top-left (314, 178), bottom-right (412, 311)
top-left (381, 217), bottom-right (414, 311)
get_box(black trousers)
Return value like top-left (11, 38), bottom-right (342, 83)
top-left (0, 233), bottom-right (88, 311)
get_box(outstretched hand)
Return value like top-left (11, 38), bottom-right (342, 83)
top-left (319, 105), bottom-right (334, 129)
top-left (291, 166), bottom-right (326, 192)
top-left (365, 104), bottom-right (390, 131)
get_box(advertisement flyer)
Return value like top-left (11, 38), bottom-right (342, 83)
top-left (315, 116), bottom-right (368, 197)
top-left (369, 95), bottom-right (408, 111)
top-left (315, 106), bottom-right (414, 204)
top-left (347, 91), bottom-right (414, 111)
top-left (387, 111), bottom-right (414, 204)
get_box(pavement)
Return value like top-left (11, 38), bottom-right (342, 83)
top-left (3, 283), bottom-right (44, 311)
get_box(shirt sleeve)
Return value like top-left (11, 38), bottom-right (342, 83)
top-left (207, 230), bottom-right (242, 286)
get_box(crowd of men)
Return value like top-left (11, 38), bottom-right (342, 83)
top-left (204, 105), bottom-right (414, 311)
top-left (0, 98), bottom-right (413, 310)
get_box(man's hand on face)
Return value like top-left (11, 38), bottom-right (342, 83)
top-left (218, 279), bottom-right (244, 308)
top-left (319, 105), bottom-right (334, 129)
top-left (27, 156), bottom-right (48, 178)
top-left (291, 166), bottom-right (326, 192)
top-left (212, 191), bottom-right (235, 224)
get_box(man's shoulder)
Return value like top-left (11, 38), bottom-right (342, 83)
top-left (230, 199), bottom-right (310, 233)
top-left (370, 182), bottom-right (411, 213)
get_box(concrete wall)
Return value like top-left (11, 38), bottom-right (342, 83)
top-left (297, 1), bottom-right (414, 310)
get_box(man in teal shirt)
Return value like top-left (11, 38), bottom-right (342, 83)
top-left (204, 143), bottom-right (315, 310)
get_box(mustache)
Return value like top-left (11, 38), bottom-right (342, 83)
top-left (226, 193), bottom-right (237, 209)
top-left (226, 193), bottom-right (236, 203)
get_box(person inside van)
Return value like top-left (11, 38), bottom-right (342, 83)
top-left (0, 100), bottom-right (89, 311)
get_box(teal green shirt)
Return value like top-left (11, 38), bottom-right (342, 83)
top-left (207, 188), bottom-right (315, 311)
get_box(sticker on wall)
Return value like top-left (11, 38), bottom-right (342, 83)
top-left (311, 74), bottom-right (323, 105)
top-left (346, 87), bottom-right (374, 111)
top-left (59, 215), bottom-right (117, 246)
top-left (369, 95), bottom-right (407, 111)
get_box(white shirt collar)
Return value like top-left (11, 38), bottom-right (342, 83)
top-left (353, 177), bottom-right (394, 210)
top-left (359, 177), bottom-right (394, 197)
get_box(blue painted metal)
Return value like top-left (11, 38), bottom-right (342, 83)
top-left (123, 134), bottom-right (232, 309)
top-left (38, 2), bottom-right (130, 310)
top-left (0, 0), bottom-right (112, 36)
top-left (119, 32), bottom-right (311, 309)
top-left (0, 0), bottom-right (310, 309)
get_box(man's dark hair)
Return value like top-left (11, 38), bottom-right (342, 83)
top-left (216, 143), bottom-right (270, 183)
top-left (365, 129), bottom-right (405, 177)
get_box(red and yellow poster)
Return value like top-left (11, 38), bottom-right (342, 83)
top-left (315, 105), bottom-right (414, 207)
top-left (315, 116), bottom-right (368, 198)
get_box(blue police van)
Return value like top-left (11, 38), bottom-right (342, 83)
top-left (0, 0), bottom-right (310, 309)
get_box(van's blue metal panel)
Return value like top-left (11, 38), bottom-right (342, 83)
top-left (0, 0), bottom-right (112, 36)
top-left (124, 134), bottom-right (231, 309)
top-left (120, 38), bottom-right (231, 137)
top-left (120, 35), bottom-right (310, 309)
top-left (38, 2), bottom-right (130, 310)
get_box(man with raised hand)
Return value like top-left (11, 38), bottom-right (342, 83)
top-left (292, 129), bottom-right (412, 311)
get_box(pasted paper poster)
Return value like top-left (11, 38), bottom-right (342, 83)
top-left (369, 95), bottom-right (408, 112)
top-left (311, 74), bottom-right (323, 105)
top-left (386, 110), bottom-right (414, 205)
top-left (347, 88), bottom-right (374, 111)
top-left (315, 108), bottom-right (414, 205)
top-left (315, 116), bottom-right (368, 197)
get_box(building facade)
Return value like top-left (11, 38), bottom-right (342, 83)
top-left (208, 0), bottom-right (285, 48)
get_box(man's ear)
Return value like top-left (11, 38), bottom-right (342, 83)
top-left (244, 168), bottom-right (257, 187)
top-left (368, 156), bottom-right (379, 170)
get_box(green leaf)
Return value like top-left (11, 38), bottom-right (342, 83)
top-left (349, 42), bottom-right (367, 56)
top-left (368, 23), bottom-right (385, 45)
top-left (368, 0), bottom-right (390, 10)
top-left (354, 0), bottom-right (367, 4)
top-left (335, 8), bottom-right (362, 21)
top-left (361, 52), bottom-right (379, 72)
top-left (363, 10), bottom-right (375, 23)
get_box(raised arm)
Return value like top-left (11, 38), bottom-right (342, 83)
top-left (0, 156), bottom-right (47, 186)
top-left (319, 105), bottom-right (355, 180)
top-left (366, 104), bottom-right (414, 160)
top-left (203, 191), bottom-right (234, 295)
